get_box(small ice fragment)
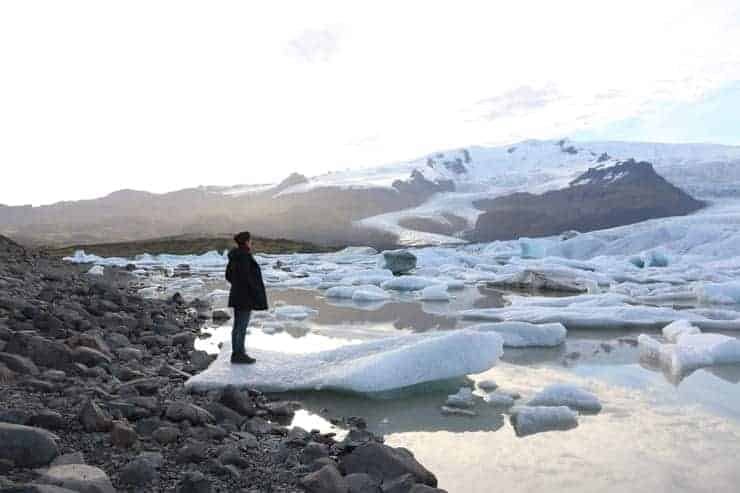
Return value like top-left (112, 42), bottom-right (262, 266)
top-left (87, 265), bottom-right (105, 276)
top-left (441, 406), bottom-right (477, 417)
top-left (352, 285), bottom-right (391, 302)
top-left (419, 285), bottom-right (450, 302)
top-left (510, 406), bottom-right (579, 437)
top-left (482, 391), bottom-right (515, 407)
top-left (477, 380), bottom-right (498, 392)
top-left (445, 387), bottom-right (476, 408)
top-left (527, 384), bottom-right (602, 413)
top-left (274, 305), bottom-right (318, 320)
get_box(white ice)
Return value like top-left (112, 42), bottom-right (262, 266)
top-left (381, 276), bottom-right (442, 291)
top-left (274, 305), bottom-right (318, 321)
top-left (445, 387), bottom-right (476, 408)
top-left (527, 384), bottom-right (602, 413)
top-left (419, 285), bottom-right (451, 302)
top-left (468, 322), bottom-right (567, 348)
top-left (639, 332), bottom-right (740, 376)
top-left (186, 329), bottom-right (504, 393)
top-left (662, 320), bottom-right (701, 343)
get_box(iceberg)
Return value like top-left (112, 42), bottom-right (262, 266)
top-left (186, 329), bottom-right (504, 394)
top-left (482, 391), bottom-right (515, 407)
top-left (469, 322), bottom-right (567, 348)
top-left (662, 320), bottom-right (701, 342)
top-left (510, 406), bottom-right (579, 437)
top-left (526, 384), bottom-right (602, 413)
top-left (419, 285), bottom-right (450, 302)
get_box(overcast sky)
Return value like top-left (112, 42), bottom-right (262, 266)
top-left (2, 0), bottom-right (740, 206)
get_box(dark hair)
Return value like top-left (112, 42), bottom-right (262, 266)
top-left (233, 231), bottom-right (251, 247)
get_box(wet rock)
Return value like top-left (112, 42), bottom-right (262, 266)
top-left (189, 350), bottom-right (215, 372)
top-left (119, 456), bottom-right (158, 487)
top-left (78, 399), bottom-right (112, 432)
top-left (218, 385), bottom-right (256, 417)
top-left (380, 473), bottom-right (415, 493)
top-left (211, 310), bottom-right (230, 322)
top-left (110, 421), bottom-right (137, 448)
top-left (300, 464), bottom-right (349, 493)
top-left (173, 332), bottom-right (196, 349)
top-left (0, 423), bottom-right (59, 467)
top-left (114, 347), bottom-right (143, 361)
top-left (153, 425), bottom-right (181, 445)
top-left (0, 352), bottom-right (40, 375)
top-left (203, 402), bottom-right (244, 426)
top-left (299, 441), bottom-right (330, 464)
top-left (29, 410), bottom-right (66, 430)
top-left (217, 444), bottom-right (249, 468)
top-left (51, 452), bottom-right (86, 466)
top-left (176, 439), bottom-right (208, 464)
top-left (409, 485), bottom-right (447, 493)
top-left (165, 401), bottom-right (214, 425)
top-left (175, 471), bottom-right (212, 493)
top-left (345, 473), bottom-right (382, 493)
top-left (244, 416), bottom-right (273, 435)
top-left (340, 443), bottom-right (437, 487)
top-left (37, 464), bottom-right (115, 493)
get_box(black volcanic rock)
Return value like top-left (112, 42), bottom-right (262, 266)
top-left (468, 160), bottom-right (704, 242)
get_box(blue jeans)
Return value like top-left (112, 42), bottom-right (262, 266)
top-left (232, 308), bottom-right (251, 355)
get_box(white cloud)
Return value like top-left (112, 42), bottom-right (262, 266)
top-left (1, 0), bottom-right (739, 205)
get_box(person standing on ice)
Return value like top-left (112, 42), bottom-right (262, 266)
top-left (225, 231), bottom-right (268, 364)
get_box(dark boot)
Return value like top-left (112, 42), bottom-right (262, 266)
top-left (230, 353), bottom-right (256, 365)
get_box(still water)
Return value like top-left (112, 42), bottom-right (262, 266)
top-left (192, 285), bottom-right (740, 493)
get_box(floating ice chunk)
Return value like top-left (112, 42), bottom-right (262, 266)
top-left (186, 330), bottom-right (504, 394)
top-left (469, 322), bottom-right (567, 348)
top-left (419, 285), bottom-right (450, 302)
top-left (519, 238), bottom-right (548, 259)
top-left (510, 406), bottom-right (579, 437)
top-left (527, 384), bottom-right (602, 413)
top-left (87, 265), bottom-right (105, 276)
top-left (274, 305), bottom-right (318, 321)
top-left (639, 332), bottom-right (740, 376)
top-left (488, 268), bottom-right (589, 293)
top-left (137, 286), bottom-right (160, 298)
top-left (445, 279), bottom-right (466, 291)
top-left (695, 281), bottom-right (740, 305)
top-left (342, 269), bottom-right (395, 286)
top-left (477, 380), bottom-right (498, 392)
top-left (662, 320), bottom-right (701, 343)
top-left (482, 391), bottom-right (515, 407)
top-left (352, 285), bottom-right (391, 302)
top-left (445, 387), bottom-right (476, 408)
top-left (381, 276), bottom-right (442, 291)
top-left (325, 286), bottom-right (358, 299)
top-left (441, 406), bottom-right (477, 417)
top-left (461, 303), bottom-right (712, 331)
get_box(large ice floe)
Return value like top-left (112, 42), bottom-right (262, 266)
top-left (186, 330), bottom-right (504, 394)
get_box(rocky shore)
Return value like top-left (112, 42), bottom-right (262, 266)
top-left (0, 235), bottom-right (445, 493)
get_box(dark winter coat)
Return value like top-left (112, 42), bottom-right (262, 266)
top-left (226, 247), bottom-right (268, 310)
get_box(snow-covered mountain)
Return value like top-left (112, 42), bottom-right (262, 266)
top-left (2, 139), bottom-right (738, 247)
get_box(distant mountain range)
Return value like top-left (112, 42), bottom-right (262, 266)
top-left (2, 139), bottom-right (739, 248)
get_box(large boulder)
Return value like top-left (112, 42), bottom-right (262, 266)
top-left (78, 399), bottom-right (112, 432)
top-left (381, 250), bottom-right (417, 275)
top-left (218, 386), bottom-right (256, 417)
top-left (0, 423), bottom-right (59, 467)
top-left (37, 464), bottom-right (115, 493)
top-left (175, 471), bottom-right (212, 493)
top-left (4, 334), bottom-right (74, 371)
top-left (340, 443), bottom-right (437, 487)
top-left (0, 352), bottom-right (40, 375)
